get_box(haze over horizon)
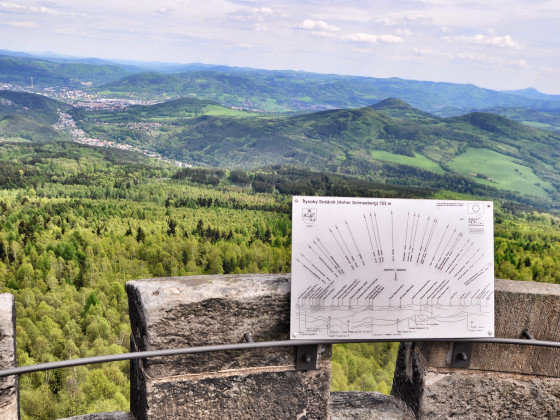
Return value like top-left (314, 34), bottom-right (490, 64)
top-left (1, 0), bottom-right (559, 94)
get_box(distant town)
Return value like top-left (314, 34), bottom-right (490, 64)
top-left (54, 110), bottom-right (191, 168)
top-left (1, 81), bottom-right (191, 168)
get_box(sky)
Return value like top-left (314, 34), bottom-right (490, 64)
top-left (1, 0), bottom-right (559, 94)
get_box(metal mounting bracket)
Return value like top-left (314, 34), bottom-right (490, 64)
top-left (296, 344), bottom-right (319, 370)
top-left (451, 342), bottom-right (473, 368)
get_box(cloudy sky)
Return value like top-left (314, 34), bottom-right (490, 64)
top-left (1, 0), bottom-right (559, 93)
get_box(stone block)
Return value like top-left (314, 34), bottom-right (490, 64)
top-left (392, 278), bottom-right (560, 419)
top-left (418, 370), bottom-right (560, 420)
top-left (330, 392), bottom-right (414, 420)
top-left (58, 412), bottom-right (136, 420)
top-left (127, 274), bottom-right (331, 420)
top-left (0, 293), bottom-right (18, 420)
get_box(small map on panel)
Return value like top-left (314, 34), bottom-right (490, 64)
top-left (290, 196), bottom-right (494, 340)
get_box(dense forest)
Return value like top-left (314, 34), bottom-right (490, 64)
top-left (1, 142), bottom-right (560, 418)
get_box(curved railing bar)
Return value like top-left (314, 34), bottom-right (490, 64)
top-left (1, 336), bottom-right (559, 378)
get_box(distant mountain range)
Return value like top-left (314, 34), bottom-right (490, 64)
top-left (99, 69), bottom-right (560, 116)
top-left (2, 50), bottom-right (560, 118)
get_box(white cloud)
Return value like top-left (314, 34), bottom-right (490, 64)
top-left (456, 52), bottom-right (530, 69)
top-left (344, 33), bottom-right (404, 44)
top-left (253, 23), bottom-right (267, 31)
top-left (404, 14), bottom-right (430, 23)
top-left (512, 59), bottom-right (529, 69)
top-left (254, 7), bottom-right (273, 15)
top-left (413, 48), bottom-right (450, 58)
top-left (376, 13), bottom-right (432, 26)
top-left (443, 33), bottom-right (523, 49)
top-left (395, 29), bottom-right (412, 36)
top-left (295, 19), bottom-right (339, 32)
top-left (0, 2), bottom-right (57, 15)
top-left (0, 2), bottom-right (29, 12)
top-left (2, 20), bottom-right (38, 27)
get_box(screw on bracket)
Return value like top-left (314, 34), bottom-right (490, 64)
top-left (296, 345), bottom-right (318, 371)
top-left (522, 329), bottom-right (535, 340)
top-left (451, 342), bottom-right (473, 368)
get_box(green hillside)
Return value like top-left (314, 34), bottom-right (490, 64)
top-left (370, 98), bottom-right (441, 123)
top-left (479, 107), bottom-right (560, 132)
top-left (0, 91), bottom-right (69, 142)
top-left (448, 148), bottom-right (553, 197)
top-left (0, 90), bottom-right (69, 124)
top-left (0, 54), bottom-right (134, 87)
top-left (71, 97), bottom-right (560, 209)
top-left (71, 97), bottom-right (263, 124)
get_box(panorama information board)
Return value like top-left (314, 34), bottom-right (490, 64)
top-left (291, 196), bottom-right (494, 340)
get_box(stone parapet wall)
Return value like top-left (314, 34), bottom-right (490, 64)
top-left (126, 274), bottom-right (331, 420)
top-left (0, 293), bottom-right (18, 420)
top-left (3, 275), bottom-right (560, 419)
top-left (392, 278), bottom-right (560, 419)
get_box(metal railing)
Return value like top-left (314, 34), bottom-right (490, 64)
top-left (2, 334), bottom-right (560, 378)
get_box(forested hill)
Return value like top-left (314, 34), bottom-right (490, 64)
top-left (73, 96), bottom-right (560, 209)
top-left (0, 90), bottom-right (69, 124)
top-left (0, 90), bottom-right (70, 142)
top-left (99, 68), bottom-right (560, 115)
top-left (0, 53), bottom-right (137, 87)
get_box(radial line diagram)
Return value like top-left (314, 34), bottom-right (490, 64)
top-left (291, 196), bottom-right (494, 340)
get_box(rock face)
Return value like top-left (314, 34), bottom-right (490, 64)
top-left (0, 293), bottom-right (18, 420)
top-left (392, 278), bottom-right (560, 419)
top-left (126, 274), bottom-right (331, 420)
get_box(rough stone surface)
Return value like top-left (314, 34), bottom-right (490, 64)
top-left (414, 279), bottom-right (560, 376)
top-left (145, 368), bottom-right (331, 420)
top-left (127, 274), bottom-right (331, 420)
top-left (127, 274), bottom-right (304, 376)
top-left (419, 370), bottom-right (560, 419)
top-left (392, 279), bottom-right (560, 419)
top-left (58, 412), bottom-right (135, 420)
top-left (0, 293), bottom-right (18, 420)
top-left (330, 392), bottom-right (415, 420)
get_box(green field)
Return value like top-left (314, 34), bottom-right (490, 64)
top-left (448, 148), bottom-right (554, 198)
top-left (371, 150), bottom-right (446, 174)
top-left (522, 121), bottom-right (553, 130)
top-left (204, 104), bottom-right (264, 117)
